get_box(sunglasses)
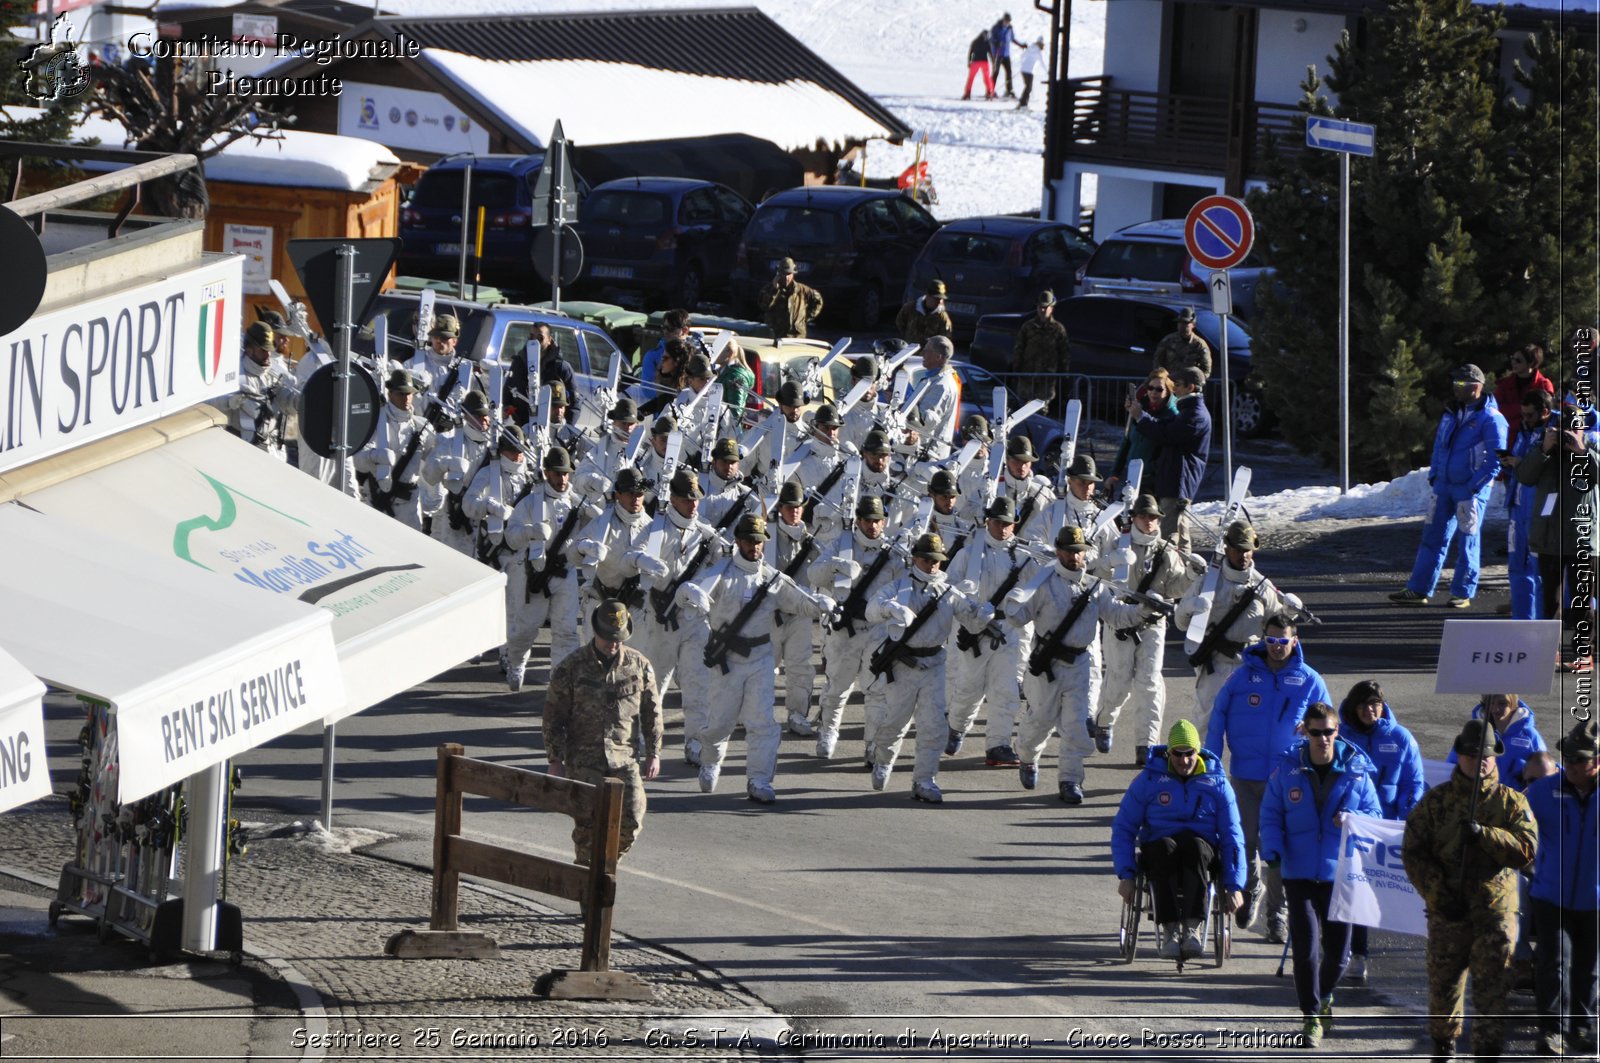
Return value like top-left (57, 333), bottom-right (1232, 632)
top-left (1263, 635), bottom-right (1293, 646)
top-left (1306, 727), bottom-right (1337, 738)
top-left (1453, 379), bottom-right (1480, 387)
top-left (1169, 748), bottom-right (1197, 758)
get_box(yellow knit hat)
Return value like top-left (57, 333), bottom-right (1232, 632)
top-left (1167, 720), bottom-right (1201, 751)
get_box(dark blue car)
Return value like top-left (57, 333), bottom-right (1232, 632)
top-left (902, 216), bottom-right (1096, 336)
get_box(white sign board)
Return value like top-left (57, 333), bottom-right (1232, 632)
top-left (0, 649), bottom-right (49, 814)
top-left (338, 81), bottom-right (490, 155)
top-left (1434, 619), bottom-right (1562, 694)
top-left (223, 223), bottom-right (274, 295)
top-left (1330, 814), bottom-right (1427, 936)
top-left (0, 255), bottom-right (242, 476)
top-left (231, 13), bottom-right (277, 44)
top-left (1209, 270), bottom-right (1232, 316)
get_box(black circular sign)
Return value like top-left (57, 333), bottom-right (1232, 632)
top-left (0, 205), bottom-right (48, 336)
top-left (298, 360), bottom-right (382, 459)
top-left (531, 224), bottom-right (584, 286)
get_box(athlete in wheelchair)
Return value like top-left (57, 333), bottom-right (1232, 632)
top-left (1112, 720), bottom-right (1247, 967)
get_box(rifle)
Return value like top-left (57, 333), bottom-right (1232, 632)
top-left (801, 450), bottom-right (853, 525)
top-left (702, 569), bottom-right (783, 674)
top-left (422, 359), bottom-right (469, 433)
top-left (832, 541), bottom-right (895, 636)
top-left (367, 415), bottom-right (431, 515)
top-left (477, 466), bottom-right (538, 569)
top-left (954, 548), bottom-right (1030, 656)
top-left (649, 493), bottom-right (749, 627)
top-left (525, 496), bottom-right (588, 599)
top-left (1185, 577), bottom-right (1262, 672)
top-left (868, 581), bottom-right (949, 684)
top-left (1026, 577), bottom-right (1099, 681)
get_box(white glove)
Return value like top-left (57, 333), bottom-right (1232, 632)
top-left (375, 465), bottom-right (394, 489)
top-left (1003, 588), bottom-right (1028, 610)
top-left (378, 448), bottom-right (398, 469)
top-left (812, 592), bottom-right (838, 616)
top-left (893, 602), bottom-right (917, 627)
top-left (1283, 592), bottom-right (1305, 613)
top-left (976, 602), bottom-right (996, 625)
top-left (676, 583), bottom-right (711, 615)
top-left (572, 538), bottom-right (601, 563)
top-left (840, 559), bottom-right (863, 580)
top-left (1116, 547), bottom-right (1138, 569)
top-left (528, 551), bottom-right (547, 572)
top-left (532, 521), bottom-right (553, 543)
top-left (497, 501), bottom-right (515, 522)
top-left (636, 554), bottom-right (670, 581)
top-left (451, 457), bottom-right (471, 480)
top-left (840, 442), bottom-right (860, 456)
top-left (226, 392), bottom-right (246, 411)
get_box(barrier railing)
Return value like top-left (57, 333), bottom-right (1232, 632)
top-left (384, 742), bottom-right (652, 1001)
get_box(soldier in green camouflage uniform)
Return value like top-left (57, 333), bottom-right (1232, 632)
top-left (1402, 719), bottom-right (1539, 1060)
top-left (895, 279), bottom-right (953, 345)
top-left (1011, 289), bottom-right (1070, 407)
top-left (544, 599), bottom-right (663, 864)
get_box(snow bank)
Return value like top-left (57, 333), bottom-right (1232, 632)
top-left (1190, 468), bottom-right (1508, 530)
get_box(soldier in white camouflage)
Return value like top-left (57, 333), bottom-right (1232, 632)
top-left (421, 389), bottom-right (494, 558)
top-left (769, 480), bottom-right (825, 737)
top-left (544, 599), bottom-right (662, 863)
top-left (572, 397), bottom-right (642, 508)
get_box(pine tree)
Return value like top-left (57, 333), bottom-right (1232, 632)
top-left (1243, 0), bottom-right (1598, 480)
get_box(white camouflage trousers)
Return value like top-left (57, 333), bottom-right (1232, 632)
top-left (1017, 642), bottom-right (1101, 785)
top-left (505, 562), bottom-right (582, 675)
top-left (945, 631), bottom-right (1023, 750)
top-left (773, 613), bottom-right (816, 724)
top-left (867, 657), bottom-right (947, 786)
top-left (697, 649), bottom-right (781, 789)
top-left (1096, 619), bottom-right (1168, 751)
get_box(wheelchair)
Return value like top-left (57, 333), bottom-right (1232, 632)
top-left (1117, 870), bottom-right (1231, 970)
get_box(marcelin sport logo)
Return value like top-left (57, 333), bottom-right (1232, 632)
top-left (19, 16), bottom-right (89, 102)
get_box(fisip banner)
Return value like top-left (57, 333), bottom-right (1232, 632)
top-left (1329, 813), bottom-right (1427, 936)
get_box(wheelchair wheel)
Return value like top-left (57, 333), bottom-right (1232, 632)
top-left (1118, 897), bottom-right (1140, 963)
top-left (1213, 901), bottom-right (1231, 968)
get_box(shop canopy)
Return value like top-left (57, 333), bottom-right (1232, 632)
top-left (0, 645), bottom-right (48, 814)
top-left (0, 407), bottom-right (507, 800)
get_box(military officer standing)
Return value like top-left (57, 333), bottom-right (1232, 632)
top-left (544, 599), bottom-right (662, 863)
top-left (1011, 290), bottom-right (1070, 408)
top-left (1403, 719), bottom-right (1538, 1061)
top-left (759, 256), bottom-right (824, 339)
top-left (1151, 307), bottom-right (1213, 378)
top-left (896, 279), bottom-right (953, 345)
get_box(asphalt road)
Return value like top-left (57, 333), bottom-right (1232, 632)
top-left (38, 430), bottom-right (1575, 1058)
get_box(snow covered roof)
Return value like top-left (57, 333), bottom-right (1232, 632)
top-left (5, 107), bottom-right (400, 191)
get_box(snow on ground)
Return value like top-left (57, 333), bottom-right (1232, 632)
top-left (1190, 468), bottom-right (1507, 534)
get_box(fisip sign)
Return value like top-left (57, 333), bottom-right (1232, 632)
top-left (1434, 619), bottom-right (1562, 695)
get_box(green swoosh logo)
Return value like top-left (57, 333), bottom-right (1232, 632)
top-left (174, 472), bottom-right (309, 570)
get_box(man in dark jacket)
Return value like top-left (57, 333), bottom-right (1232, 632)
top-left (962, 29), bottom-right (996, 100)
top-left (504, 322), bottom-right (578, 427)
top-left (1126, 364), bottom-right (1211, 553)
top-left (989, 13), bottom-right (1016, 98)
top-left (1516, 413), bottom-right (1599, 672)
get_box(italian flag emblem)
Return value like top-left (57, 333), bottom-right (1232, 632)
top-left (197, 294), bottom-right (226, 382)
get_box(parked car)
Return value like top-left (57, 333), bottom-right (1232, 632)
top-left (398, 154), bottom-right (590, 297)
top-left (573, 177), bottom-right (753, 311)
top-left (1076, 218), bottom-right (1274, 323)
top-left (356, 291), bottom-right (628, 432)
top-left (731, 186), bottom-right (940, 329)
top-left (967, 295), bottom-right (1270, 437)
top-left (902, 216), bottom-right (1096, 335)
top-left (945, 360), bottom-right (1067, 476)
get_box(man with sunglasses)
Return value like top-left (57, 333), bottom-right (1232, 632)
top-left (1523, 718), bottom-right (1599, 1057)
top-left (1390, 364), bottom-right (1508, 608)
top-left (1112, 719), bottom-right (1246, 960)
top-left (1260, 703), bottom-right (1382, 1049)
top-left (1402, 719), bottom-right (1539, 1062)
top-left (1206, 614), bottom-right (1328, 942)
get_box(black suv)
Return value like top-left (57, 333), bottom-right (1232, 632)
top-left (731, 186), bottom-right (939, 329)
top-left (903, 216), bottom-right (1096, 335)
top-left (574, 177), bottom-right (752, 310)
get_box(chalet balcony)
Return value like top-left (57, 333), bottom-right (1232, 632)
top-left (1060, 76), bottom-right (1305, 185)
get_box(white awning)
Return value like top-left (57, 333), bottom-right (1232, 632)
top-left (0, 504), bottom-right (345, 804)
top-left (5, 410), bottom-right (505, 720)
top-left (0, 645), bottom-right (48, 813)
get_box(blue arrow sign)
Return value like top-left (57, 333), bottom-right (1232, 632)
top-left (1306, 116), bottom-right (1375, 157)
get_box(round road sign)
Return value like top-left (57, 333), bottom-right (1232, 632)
top-left (299, 360), bottom-right (382, 459)
top-left (1184, 195), bottom-right (1255, 271)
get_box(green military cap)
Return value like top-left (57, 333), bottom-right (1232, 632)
top-left (1175, 306), bottom-right (1197, 323)
top-left (591, 598), bottom-right (632, 641)
top-left (461, 390), bottom-right (491, 416)
top-left (607, 397), bottom-right (640, 423)
top-left (1558, 718), bottom-right (1599, 759)
top-left (1223, 520), bottom-right (1258, 551)
top-left (851, 356), bottom-right (876, 379)
top-left (777, 256), bottom-right (797, 273)
top-left (430, 313), bottom-right (460, 337)
top-left (1005, 434), bottom-right (1037, 462)
top-left (613, 467), bottom-right (647, 494)
top-left (862, 430), bottom-right (893, 456)
top-left (669, 469), bottom-right (703, 499)
top-left (1132, 493), bottom-right (1163, 518)
top-left (855, 495), bottom-right (887, 521)
top-left (246, 321), bottom-right (275, 348)
top-left (542, 445), bottom-right (573, 473)
top-left (930, 469), bottom-right (959, 496)
top-left (685, 354), bottom-right (713, 379)
top-left (927, 278), bottom-right (947, 297)
top-left (985, 496), bottom-right (1017, 523)
top-left (385, 368), bottom-right (418, 393)
top-left (777, 380), bottom-right (803, 407)
top-left (1454, 719), bottom-right (1506, 757)
top-left (1066, 453), bottom-right (1101, 483)
top-left (651, 414), bottom-right (676, 436)
top-left (711, 437), bottom-right (741, 462)
top-left (735, 513), bottom-right (769, 541)
top-left (912, 532), bottom-right (948, 562)
top-left (547, 380), bottom-right (569, 406)
top-left (1055, 525), bottom-right (1090, 552)
top-left (813, 403), bottom-right (843, 428)
top-left (962, 413), bottom-right (992, 442)
top-left (1037, 289), bottom-right (1057, 308)
top-left (256, 307), bottom-right (287, 330)
top-left (497, 423), bottom-right (527, 452)
top-left (778, 479), bottom-right (806, 507)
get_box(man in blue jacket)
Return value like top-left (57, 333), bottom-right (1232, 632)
top-left (1390, 363), bottom-right (1508, 608)
top-left (1525, 718), bottom-right (1599, 1057)
top-left (1112, 719), bottom-right (1246, 960)
top-left (1260, 703), bottom-right (1383, 1048)
top-left (1336, 679), bottom-right (1425, 985)
top-left (1127, 364), bottom-right (1211, 554)
top-left (1206, 614), bottom-right (1330, 942)
top-left (989, 13), bottom-right (1016, 99)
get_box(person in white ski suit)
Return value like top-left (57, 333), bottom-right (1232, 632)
top-left (422, 389), bottom-right (494, 558)
top-left (677, 513), bottom-right (836, 803)
top-left (769, 480), bottom-right (825, 737)
top-left (354, 368), bottom-right (437, 531)
top-left (570, 467), bottom-right (653, 644)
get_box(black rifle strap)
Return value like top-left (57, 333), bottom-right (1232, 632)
top-left (704, 566), bottom-right (784, 673)
top-left (838, 545), bottom-right (894, 635)
top-left (1189, 576), bottom-right (1261, 668)
top-left (801, 455), bottom-right (850, 522)
top-left (871, 582), bottom-right (947, 682)
top-left (1135, 544), bottom-right (1167, 596)
top-left (1031, 579), bottom-right (1097, 676)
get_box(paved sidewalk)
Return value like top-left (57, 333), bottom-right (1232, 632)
top-left (0, 798), bottom-right (780, 1059)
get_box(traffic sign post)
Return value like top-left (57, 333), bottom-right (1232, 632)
top-left (1184, 195), bottom-right (1254, 489)
top-left (531, 119), bottom-right (579, 313)
top-left (1306, 117), bottom-right (1376, 495)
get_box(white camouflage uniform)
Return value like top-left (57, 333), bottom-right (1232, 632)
top-left (504, 479), bottom-right (598, 686)
top-left (1173, 561), bottom-right (1287, 736)
top-left (945, 531), bottom-right (1037, 754)
top-left (354, 399), bottom-right (436, 531)
top-left (806, 526), bottom-right (906, 757)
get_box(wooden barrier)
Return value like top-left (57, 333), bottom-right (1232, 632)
top-left (384, 743), bottom-right (652, 1001)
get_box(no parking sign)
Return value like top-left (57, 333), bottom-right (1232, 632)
top-left (1184, 196), bottom-right (1255, 271)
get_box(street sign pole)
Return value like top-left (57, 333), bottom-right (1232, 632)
top-left (1220, 308), bottom-right (1232, 489)
top-left (1339, 150), bottom-right (1350, 495)
top-left (321, 243), bottom-right (357, 832)
top-left (1185, 195), bottom-right (1255, 496)
top-left (456, 159), bottom-right (472, 300)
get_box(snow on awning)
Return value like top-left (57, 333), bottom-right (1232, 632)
top-left (0, 645), bottom-right (48, 814)
top-left (10, 410), bottom-right (505, 720)
top-left (422, 51), bottom-right (900, 152)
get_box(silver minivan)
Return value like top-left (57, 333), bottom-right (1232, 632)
top-left (1076, 218), bottom-right (1274, 323)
